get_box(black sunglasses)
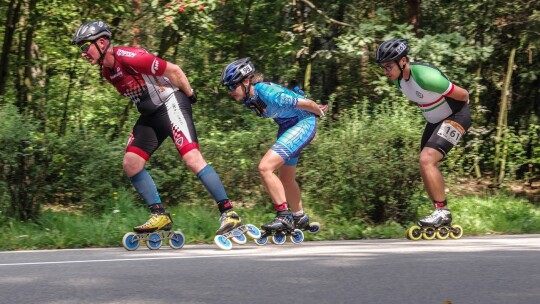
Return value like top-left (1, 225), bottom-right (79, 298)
top-left (80, 41), bottom-right (93, 53)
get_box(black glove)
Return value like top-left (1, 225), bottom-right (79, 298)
top-left (188, 89), bottom-right (197, 104)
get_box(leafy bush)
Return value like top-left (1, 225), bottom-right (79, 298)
top-left (42, 130), bottom-right (127, 214)
top-left (301, 97), bottom-right (425, 224)
top-left (0, 104), bottom-right (45, 220)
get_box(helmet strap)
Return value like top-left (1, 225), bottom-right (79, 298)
top-left (97, 39), bottom-right (112, 77)
top-left (396, 58), bottom-right (409, 81)
top-left (241, 81), bottom-right (251, 103)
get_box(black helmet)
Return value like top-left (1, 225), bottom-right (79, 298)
top-left (375, 38), bottom-right (409, 63)
top-left (221, 57), bottom-right (255, 86)
top-left (71, 20), bottom-right (112, 45)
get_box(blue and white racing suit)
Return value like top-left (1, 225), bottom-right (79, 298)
top-left (245, 82), bottom-right (317, 166)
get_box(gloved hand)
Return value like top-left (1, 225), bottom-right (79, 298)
top-left (188, 89), bottom-right (197, 104)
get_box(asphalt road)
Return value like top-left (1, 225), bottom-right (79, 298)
top-left (0, 234), bottom-right (538, 304)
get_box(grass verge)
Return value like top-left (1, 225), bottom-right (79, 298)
top-left (1, 193), bottom-right (539, 250)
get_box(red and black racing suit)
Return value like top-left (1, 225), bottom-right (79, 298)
top-left (103, 46), bottom-right (198, 160)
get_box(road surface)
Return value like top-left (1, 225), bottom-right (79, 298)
top-left (0, 234), bottom-right (538, 304)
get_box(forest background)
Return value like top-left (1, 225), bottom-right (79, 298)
top-left (0, 0), bottom-right (539, 249)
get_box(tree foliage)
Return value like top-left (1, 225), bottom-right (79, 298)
top-left (0, 0), bottom-right (539, 221)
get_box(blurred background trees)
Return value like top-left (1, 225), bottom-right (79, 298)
top-left (0, 0), bottom-right (538, 223)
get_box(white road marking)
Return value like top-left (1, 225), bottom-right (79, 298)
top-left (0, 235), bottom-right (538, 267)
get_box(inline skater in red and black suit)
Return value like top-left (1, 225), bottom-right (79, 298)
top-left (72, 20), bottom-right (241, 235)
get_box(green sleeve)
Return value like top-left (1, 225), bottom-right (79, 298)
top-left (410, 64), bottom-right (451, 94)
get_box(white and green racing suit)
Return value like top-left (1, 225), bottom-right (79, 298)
top-left (395, 63), bottom-right (471, 156)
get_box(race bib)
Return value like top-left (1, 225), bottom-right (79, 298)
top-left (437, 120), bottom-right (465, 145)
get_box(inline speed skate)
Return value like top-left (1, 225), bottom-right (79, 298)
top-left (294, 214), bottom-right (321, 234)
top-left (406, 209), bottom-right (463, 241)
top-left (255, 214), bottom-right (305, 245)
top-left (214, 210), bottom-right (261, 250)
top-left (122, 212), bottom-right (186, 251)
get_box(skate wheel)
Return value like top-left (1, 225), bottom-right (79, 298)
top-left (146, 233), bottom-right (163, 250)
top-left (271, 232), bottom-right (287, 245)
top-left (308, 222), bottom-right (320, 233)
top-left (255, 235), bottom-right (268, 246)
top-left (406, 225), bottom-right (422, 241)
top-left (168, 231), bottom-right (185, 249)
top-left (422, 227), bottom-right (437, 240)
top-left (436, 227), bottom-right (450, 240)
top-left (231, 232), bottom-right (247, 245)
top-left (449, 224), bottom-right (464, 239)
top-left (290, 229), bottom-right (304, 244)
top-left (122, 232), bottom-right (141, 251)
top-left (246, 224), bottom-right (261, 239)
top-left (214, 235), bottom-right (233, 250)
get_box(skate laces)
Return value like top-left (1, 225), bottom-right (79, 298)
top-left (276, 214), bottom-right (294, 227)
top-left (219, 211), bottom-right (240, 227)
top-left (424, 209), bottom-right (449, 221)
top-left (141, 213), bottom-right (168, 227)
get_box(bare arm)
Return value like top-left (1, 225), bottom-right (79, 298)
top-left (162, 62), bottom-right (193, 97)
top-left (297, 98), bottom-right (326, 117)
top-left (447, 84), bottom-right (469, 103)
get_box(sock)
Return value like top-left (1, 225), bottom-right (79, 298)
top-left (149, 203), bottom-right (166, 214)
top-left (293, 210), bottom-right (304, 217)
top-left (433, 199), bottom-right (448, 209)
top-left (274, 202), bottom-right (290, 216)
top-left (217, 199), bottom-right (233, 214)
top-left (130, 169), bottom-right (161, 206)
top-left (196, 165), bottom-right (228, 202)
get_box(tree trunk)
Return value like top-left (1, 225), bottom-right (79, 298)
top-left (60, 63), bottom-right (77, 136)
top-left (132, 0), bottom-right (142, 47)
top-left (157, 26), bottom-right (180, 58)
top-left (498, 109), bottom-right (509, 184)
top-left (238, 0), bottom-right (254, 58)
top-left (494, 48), bottom-right (515, 184)
top-left (303, 37), bottom-right (312, 93)
top-left (111, 101), bottom-right (134, 141)
top-left (472, 67), bottom-right (482, 179)
top-left (407, 0), bottom-right (421, 36)
top-left (21, 0), bottom-right (38, 114)
top-left (0, 0), bottom-right (22, 100)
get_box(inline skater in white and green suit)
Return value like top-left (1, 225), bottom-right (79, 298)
top-left (375, 38), bottom-right (471, 236)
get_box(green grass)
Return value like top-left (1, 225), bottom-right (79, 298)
top-left (1, 193), bottom-right (539, 251)
top-left (445, 195), bottom-right (540, 235)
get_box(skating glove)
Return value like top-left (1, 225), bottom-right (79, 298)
top-left (188, 89), bottom-right (197, 104)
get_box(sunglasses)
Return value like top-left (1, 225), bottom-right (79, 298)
top-left (80, 41), bottom-right (93, 53)
top-left (226, 84), bottom-right (237, 91)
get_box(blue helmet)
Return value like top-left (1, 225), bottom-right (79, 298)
top-left (221, 57), bottom-right (255, 86)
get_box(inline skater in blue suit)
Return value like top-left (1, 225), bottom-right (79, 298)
top-left (221, 58), bottom-right (327, 240)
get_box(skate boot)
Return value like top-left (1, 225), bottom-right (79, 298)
top-left (216, 210), bottom-right (243, 235)
top-left (418, 209), bottom-right (452, 227)
top-left (293, 214), bottom-right (321, 233)
top-left (407, 209), bottom-right (464, 241)
top-left (122, 212), bottom-right (185, 251)
top-left (262, 213), bottom-right (294, 231)
top-left (256, 213), bottom-right (305, 245)
top-left (133, 212), bottom-right (173, 233)
top-left (213, 210), bottom-right (261, 250)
